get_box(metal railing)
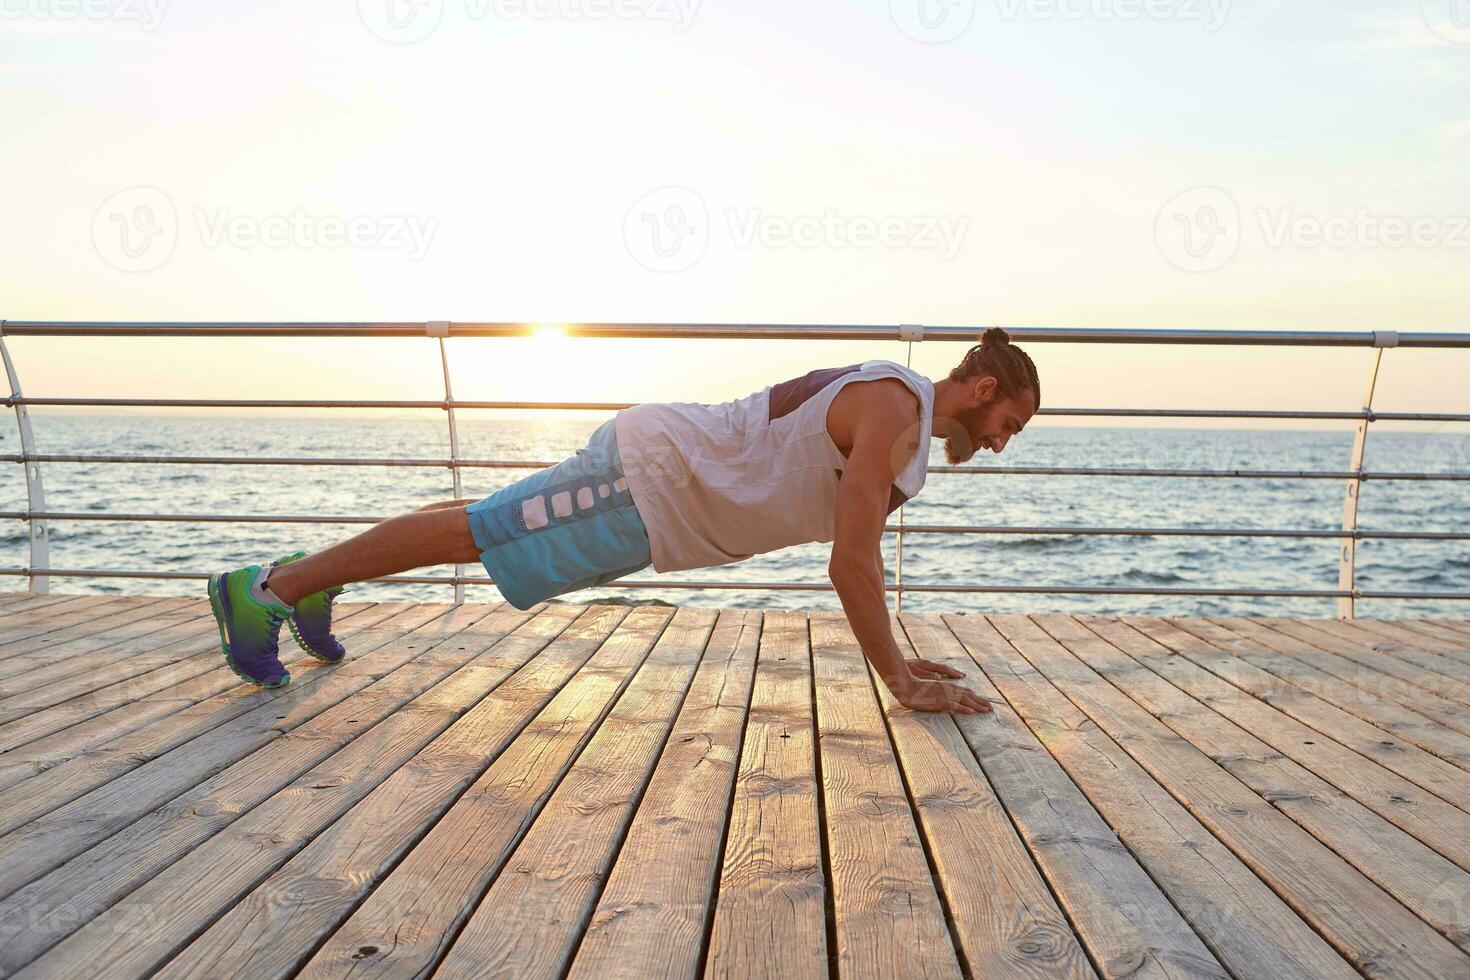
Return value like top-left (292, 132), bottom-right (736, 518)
top-left (3, 321), bottom-right (1468, 618)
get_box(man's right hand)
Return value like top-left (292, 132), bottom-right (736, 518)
top-left (891, 675), bottom-right (992, 715)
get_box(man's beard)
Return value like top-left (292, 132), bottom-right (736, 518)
top-left (940, 406), bottom-right (985, 465)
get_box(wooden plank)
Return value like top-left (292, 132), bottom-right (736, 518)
top-left (1222, 618), bottom-right (1470, 741)
top-left (0, 602), bottom-right (452, 894)
top-left (1042, 615), bottom-right (1470, 949)
top-left (1345, 620), bottom-right (1470, 673)
top-left (0, 601), bottom-right (554, 974)
top-left (0, 594), bottom-right (156, 631)
top-left (793, 613), bottom-right (966, 979)
top-left (846, 613), bottom-right (1096, 978)
top-left (21, 603), bottom-right (642, 980)
top-left (908, 615), bottom-right (1221, 980)
top-left (1196, 618), bottom-right (1470, 773)
top-left (943, 613), bottom-right (1347, 980)
top-left (0, 593), bottom-right (100, 625)
top-left (1429, 619), bottom-right (1470, 639)
top-left (703, 609), bottom-right (828, 980)
top-left (0, 592), bottom-right (93, 615)
top-left (1384, 620), bottom-right (1470, 653)
top-left (1078, 616), bottom-right (1470, 865)
top-left (0, 599), bottom-right (206, 694)
top-left (1261, 619), bottom-right (1470, 719)
top-left (0, 601), bottom-right (389, 765)
top-left (988, 613), bottom-right (1470, 979)
top-left (243, 605), bottom-right (672, 980)
top-left (0, 597), bottom-right (186, 674)
top-left (0, 616), bottom-right (230, 722)
top-left (432, 607), bottom-right (723, 979)
top-left (1129, 617), bottom-right (1470, 814)
top-left (0, 596), bottom-right (150, 648)
top-left (1298, 619), bottom-right (1470, 690)
top-left (0, 602), bottom-right (401, 808)
top-left (562, 609), bottom-right (761, 980)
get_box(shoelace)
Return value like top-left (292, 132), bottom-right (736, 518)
top-left (265, 607), bottom-right (289, 655)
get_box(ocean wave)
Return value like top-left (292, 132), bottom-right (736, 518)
top-left (1116, 568), bottom-right (1190, 585)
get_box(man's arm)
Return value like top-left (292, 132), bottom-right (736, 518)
top-left (827, 382), bottom-right (990, 715)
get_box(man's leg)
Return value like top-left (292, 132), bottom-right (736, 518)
top-left (263, 500), bottom-right (482, 607)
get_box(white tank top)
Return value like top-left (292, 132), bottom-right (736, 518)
top-left (613, 359), bottom-right (934, 572)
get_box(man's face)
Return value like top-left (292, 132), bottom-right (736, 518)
top-left (944, 382), bottom-right (1036, 464)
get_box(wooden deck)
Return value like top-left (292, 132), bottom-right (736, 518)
top-left (0, 592), bottom-right (1468, 979)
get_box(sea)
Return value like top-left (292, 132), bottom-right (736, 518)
top-left (2, 415), bottom-right (1466, 619)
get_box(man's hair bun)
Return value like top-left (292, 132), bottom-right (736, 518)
top-left (981, 326), bottom-right (1011, 347)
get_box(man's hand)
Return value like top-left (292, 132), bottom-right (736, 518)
top-left (906, 657), bottom-right (966, 680)
top-left (889, 671), bottom-right (992, 715)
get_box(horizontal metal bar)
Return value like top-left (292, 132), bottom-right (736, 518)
top-left (928, 465), bottom-right (1470, 481)
top-left (9, 395), bottom-right (1470, 424)
top-left (0, 453), bottom-right (559, 469)
top-left (896, 524), bottom-right (1470, 541)
top-left (5, 321), bottom-right (1470, 347)
top-left (5, 452), bottom-right (1468, 482)
top-left (2, 566), bottom-right (1467, 601)
top-left (4, 396), bottom-right (632, 412)
top-left (7, 511), bottom-right (1470, 542)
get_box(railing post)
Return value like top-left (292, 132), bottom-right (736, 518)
top-left (1338, 333), bottom-right (1394, 619)
top-left (0, 323), bottom-right (50, 593)
top-left (894, 328), bottom-right (923, 613)
top-left (430, 323), bottom-right (465, 605)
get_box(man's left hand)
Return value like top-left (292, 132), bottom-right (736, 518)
top-left (904, 657), bottom-right (966, 680)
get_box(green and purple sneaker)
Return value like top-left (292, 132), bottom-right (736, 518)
top-left (207, 564), bottom-right (294, 688)
top-left (273, 550), bottom-right (348, 664)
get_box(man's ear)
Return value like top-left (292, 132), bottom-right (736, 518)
top-left (972, 376), bottom-right (998, 403)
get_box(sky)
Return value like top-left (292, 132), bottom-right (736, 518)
top-left (1, 0), bottom-right (1467, 427)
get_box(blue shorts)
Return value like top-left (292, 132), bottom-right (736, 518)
top-left (465, 418), bottom-right (652, 610)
